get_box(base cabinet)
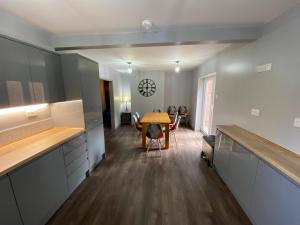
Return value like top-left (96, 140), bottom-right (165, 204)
top-left (215, 130), bottom-right (300, 225)
top-left (87, 124), bottom-right (105, 170)
top-left (250, 161), bottom-right (300, 225)
top-left (214, 131), bottom-right (233, 183)
top-left (10, 147), bottom-right (68, 225)
top-left (0, 176), bottom-right (23, 225)
top-left (227, 142), bottom-right (259, 214)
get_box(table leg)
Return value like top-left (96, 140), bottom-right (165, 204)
top-left (142, 123), bottom-right (147, 149)
top-left (165, 123), bottom-right (170, 149)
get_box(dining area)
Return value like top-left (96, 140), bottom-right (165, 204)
top-left (132, 106), bottom-right (189, 154)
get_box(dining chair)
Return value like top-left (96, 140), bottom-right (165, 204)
top-left (178, 106), bottom-right (189, 126)
top-left (133, 114), bottom-right (142, 136)
top-left (135, 112), bottom-right (141, 121)
top-left (146, 124), bottom-right (164, 156)
top-left (153, 109), bottom-right (161, 112)
top-left (170, 115), bottom-right (181, 144)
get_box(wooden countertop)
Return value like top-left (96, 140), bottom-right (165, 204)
top-left (140, 112), bottom-right (171, 124)
top-left (0, 127), bottom-right (85, 176)
top-left (217, 125), bottom-right (300, 185)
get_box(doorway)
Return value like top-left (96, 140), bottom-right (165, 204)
top-left (200, 75), bottom-right (216, 135)
top-left (100, 80), bottom-right (113, 129)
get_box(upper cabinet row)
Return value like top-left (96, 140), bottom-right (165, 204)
top-left (0, 37), bottom-right (65, 108)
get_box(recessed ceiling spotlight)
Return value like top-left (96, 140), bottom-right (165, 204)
top-left (142, 19), bottom-right (153, 32)
top-left (127, 62), bottom-right (133, 74)
top-left (175, 60), bottom-right (180, 73)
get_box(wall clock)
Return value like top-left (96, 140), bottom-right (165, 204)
top-left (138, 78), bottom-right (156, 97)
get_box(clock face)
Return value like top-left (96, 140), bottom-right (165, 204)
top-left (138, 78), bottom-right (156, 97)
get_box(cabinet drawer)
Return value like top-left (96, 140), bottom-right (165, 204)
top-left (66, 152), bottom-right (88, 176)
top-left (67, 160), bottom-right (89, 193)
top-left (63, 134), bottom-right (86, 155)
top-left (64, 143), bottom-right (87, 165)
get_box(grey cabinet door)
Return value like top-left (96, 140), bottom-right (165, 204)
top-left (0, 37), bottom-right (34, 108)
top-left (44, 53), bottom-right (65, 102)
top-left (10, 147), bottom-right (68, 225)
top-left (227, 142), bottom-right (259, 214)
top-left (79, 57), bottom-right (102, 123)
top-left (214, 131), bottom-right (233, 183)
top-left (0, 176), bottom-right (23, 225)
top-left (28, 47), bottom-right (49, 104)
top-left (87, 124), bottom-right (105, 170)
top-left (251, 160), bottom-right (300, 225)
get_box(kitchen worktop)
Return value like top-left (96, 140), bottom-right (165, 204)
top-left (0, 127), bottom-right (85, 176)
top-left (217, 125), bottom-right (300, 185)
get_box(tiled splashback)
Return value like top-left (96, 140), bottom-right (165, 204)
top-left (51, 100), bottom-right (85, 129)
top-left (0, 100), bottom-right (85, 147)
top-left (0, 104), bottom-right (53, 146)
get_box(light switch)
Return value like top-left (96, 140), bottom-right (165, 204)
top-left (256, 63), bottom-right (272, 73)
top-left (251, 109), bottom-right (260, 117)
top-left (294, 118), bottom-right (300, 128)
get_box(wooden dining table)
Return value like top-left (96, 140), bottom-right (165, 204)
top-left (140, 112), bottom-right (171, 149)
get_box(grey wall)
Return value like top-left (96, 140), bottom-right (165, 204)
top-left (164, 70), bottom-right (193, 112)
top-left (191, 6), bottom-right (300, 154)
top-left (131, 71), bottom-right (165, 116)
top-left (0, 10), bottom-right (54, 50)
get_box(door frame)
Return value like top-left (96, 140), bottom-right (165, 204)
top-left (100, 79), bottom-right (115, 129)
top-left (200, 73), bottom-right (216, 135)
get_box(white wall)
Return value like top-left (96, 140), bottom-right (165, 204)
top-left (0, 10), bottom-right (54, 50)
top-left (164, 70), bottom-right (193, 112)
top-left (131, 71), bottom-right (165, 116)
top-left (99, 65), bottom-right (123, 128)
top-left (191, 6), bottom-right (300, 154)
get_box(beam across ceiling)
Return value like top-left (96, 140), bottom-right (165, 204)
top-left (53, 25), bottom-right (262, 51)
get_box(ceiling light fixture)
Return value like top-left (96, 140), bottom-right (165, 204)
top-left (175, 60), bottom-right (180, 73)
top-left (127, 62), bottom-right (133, 74)
top-left (142, 19), bottom-right (153, 32)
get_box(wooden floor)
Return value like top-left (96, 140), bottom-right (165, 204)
top-left (47, 126), bottom-right (252, 225)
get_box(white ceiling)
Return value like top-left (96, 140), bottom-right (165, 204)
top-left (75, 44), bottom-right (231, 73)
top-left (0, 0), bottom-right (298, 34)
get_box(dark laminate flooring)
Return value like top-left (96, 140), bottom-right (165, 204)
top-left (47, 126), bottom-right (252, 225)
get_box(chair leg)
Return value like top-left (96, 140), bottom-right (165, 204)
top-left (158, 139), bottom-right (162, 157)
top-left (173, 131), bottom-right (177, 145)
top-left (147, 139), bottom-right (152, 153)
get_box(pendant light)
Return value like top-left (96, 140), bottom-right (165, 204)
top-left (175, 60), bottom-right (180, 73)
top-left (127, 62), bottom-right (133, 74)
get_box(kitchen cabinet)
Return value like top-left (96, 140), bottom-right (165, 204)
top-left (0, 176), bottom-right (23, 225)
top-left (250, 160), bottom-right (300, 225)
top-left (0, 36), bottom-right (65, 108)
top-left (10, 147), bottom-right (68, 225)
top-left (62, 133), bottom-right (89, 195)
top-left (61, 54), bottom-right (105, 171)
top-left (61, 54), bottom-right (102, 124)
top-left (45, 53), bottom-right (65, 102)
top-left (0, 37), bottom-right (33, 107)
top-left (87, 123), bottom-right (105, 170)
top-left (28, 47), bottom-right (49, 103)
top-left (214, 130), bottom-right (233, 183)
top-left (227, 142), bottom-right (259, 214)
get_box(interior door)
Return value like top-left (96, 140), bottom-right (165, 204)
top-left (201, 75), bottom-right (216, 135)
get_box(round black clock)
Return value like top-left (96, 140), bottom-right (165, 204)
top-left (138, 78), bottom-right (156, 97)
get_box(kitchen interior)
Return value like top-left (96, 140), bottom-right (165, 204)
top-left (0, 1), bottom-right (300, 225)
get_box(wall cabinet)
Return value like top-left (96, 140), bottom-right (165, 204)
top-left (0, 37), bottom-right (34, 107)
top-left (251, 161), bottom-right (300, 225)
top-left (0, 176), bottom-right (23, 225)
top-left (0, 36), bottom-right (65, 108)
top-left (10, 147), bottom-right (68, 225)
